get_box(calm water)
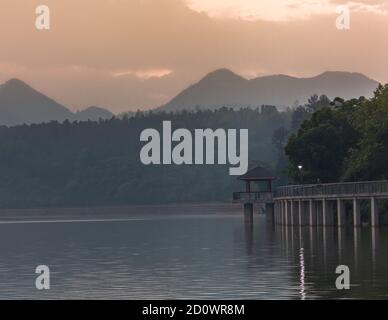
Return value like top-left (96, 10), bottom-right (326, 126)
top-left (0, 204), bottom-right (388, 299)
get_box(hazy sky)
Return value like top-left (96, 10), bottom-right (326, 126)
top-left (1, 0), bottom-right (388, 112)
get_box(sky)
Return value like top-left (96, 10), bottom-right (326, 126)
top-left (0, 0), bottom-right (388, 113)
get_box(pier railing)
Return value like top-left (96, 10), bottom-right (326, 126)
top-left (275, 180), bottom-right (388, 199)
top-left (233, 192), bottom-right (273, 203)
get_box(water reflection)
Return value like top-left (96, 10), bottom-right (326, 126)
top-left (0, 206), bottom-right (387, 299)
top-left (276, 219), bottom-right (388, 299)
top-left (299, 247), bottom-right (306, 300)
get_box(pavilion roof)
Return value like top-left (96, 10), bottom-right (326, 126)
top-left (238, 166), bottom-right (277, 181)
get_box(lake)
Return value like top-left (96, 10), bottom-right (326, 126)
top-left (0, 204), bottom-right (387, 299)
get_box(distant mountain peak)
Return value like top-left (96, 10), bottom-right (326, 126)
top-left (200, 68), bottom-right (246, 83)
top-left (81, 106), bottom-right (108, 112)
top-left (0, 78), bottom-right (116, 126)
top-left (75, 106), bottom-right (114, 121)
top-left (315, 71), bottom-right (372, 80)
top-left (1, 78), bottom-right (32, 91)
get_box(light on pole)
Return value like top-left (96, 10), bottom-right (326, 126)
top-left (298, 165), bottom-right (303, 184)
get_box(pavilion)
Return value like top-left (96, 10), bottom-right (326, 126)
top-left (233, 165), bottom-right (277, 220)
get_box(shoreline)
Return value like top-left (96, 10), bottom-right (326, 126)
top-left (0, 202), bottom-right (244, 222)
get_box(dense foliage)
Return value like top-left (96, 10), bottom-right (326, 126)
top-left (0, 107), bottom-right (290, 208)
top-left (285, 84), bottom-right (388, 184)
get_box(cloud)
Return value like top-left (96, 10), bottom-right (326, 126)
top-left (329, 0), bottom-right (388, 13)
top-left (112, 69), bottom-right (173, 80)
top-left (0, 0), bottom-right (387, 112)
top-left (187, 0), bottom-right (337, 21)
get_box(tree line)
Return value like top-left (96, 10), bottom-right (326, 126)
top-left (0, 107), bottom-right (290, 208)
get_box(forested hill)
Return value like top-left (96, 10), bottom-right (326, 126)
top-left (0, 108), bottom-right (291, 209)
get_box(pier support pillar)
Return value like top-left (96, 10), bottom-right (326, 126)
top-left (316, 200), bottom-right (324, 226)
top-left (291, 201), bottom-right (299, 226)
top-left (266, 203), bottom-right (274, 223)
top-left (301, 201), bottom-right (309, 226)
top-left (323, 199), bottom-right (334, 226)
top-left (309, 200), bottom-right (316, 226)
top-left (371, 197), bottom-right (379, 227)
top-left (353, 198), bottom-right (361, 227)
top-left (278, 202), bottom-right (282, 225)
top-left (244, 203), bottom-right (253, 222)
top-left (298, 200), bottom-right (303, 226)
top-left (279, 200), bottom-right (284, 225)
top-left (274, 202), bottom-right (278, 224)
top-left (337, 199), bottom-right (346, 227)
top-left (285, 200), bottom-right (290, 225)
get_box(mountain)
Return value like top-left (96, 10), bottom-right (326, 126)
top-left (0, 79), bottom-right (114, 126)
top-left (75, 106), bottom-right (114, 121)
top-left (0, 79), bottom-right (74, 126)
top-left (159, 69), bottom-right (380, 111)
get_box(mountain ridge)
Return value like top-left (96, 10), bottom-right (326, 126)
top-left (159, 69), bottom-right (379, 111)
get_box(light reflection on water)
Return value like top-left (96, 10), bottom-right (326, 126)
top-left (0, 205), bottom-right (387, 299)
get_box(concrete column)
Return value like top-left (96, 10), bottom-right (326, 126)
top-left (309, 200), bottom-right (316, 226)
top-left (266, 203), bottom-right (274, 223)
top-left (316, 200), bottom-right (324, 226)
top-left (294, 201), bottom-right (299, 226)
top-left (285, 200), bottom-right (289, 226)
top-left (274, 202), bottom-right (278, 224)
top-left (290, 200), bottom-right (297, 226)
top-left (353, 198), bottom-right (361, 227)
top-left (323, 199), bottom-right (334, 226)
top-left (290, 201), bottom-right (296, 226)
top-left (288, 201), bottom-right (293, 226)
top-left (278, 202), bottom-right (281, 225)
top-left (298, 200), bottom-right (302, 226)
top-left (301, 201), bottom-right (308, 226)
top-left (371, 197), bottom-right (379, 227)
top-left (279, 202), bottom-right (282, 225)
top-left (273, 202), bottom-right (276, 224)
top-left (322, 199), bottom-right (328, 226)
top-left (337, 199), bottom-right (346, 227)
top-left (244, 203), bottom-right (253, 222)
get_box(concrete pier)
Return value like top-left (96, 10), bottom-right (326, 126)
top-left (309, 200), bottom-right (316, 226)
top-left (273, 194), bottom-right (384, 228)
top-left (323, 199), bottom-right (334, 226)
top-left (316, 200), bottom-right (323, 226)
top-left (244, 203), bottom-right (253, 222)
top-left (337, 199), bottom-right (346, 227)
top-left (371, 197), bottom-right (379, 227)
top-left (266, 203), bottom-right (274, 223)
top-left (353, 198), bottom-right (361, 227)
top-left (235, 176), bottom-right (388, 228)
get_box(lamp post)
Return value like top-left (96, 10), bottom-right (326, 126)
top-left (298, 165), bottom-right (303, 184)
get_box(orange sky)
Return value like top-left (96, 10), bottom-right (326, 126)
top-left (0, 0), bottom-right (388, 112)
